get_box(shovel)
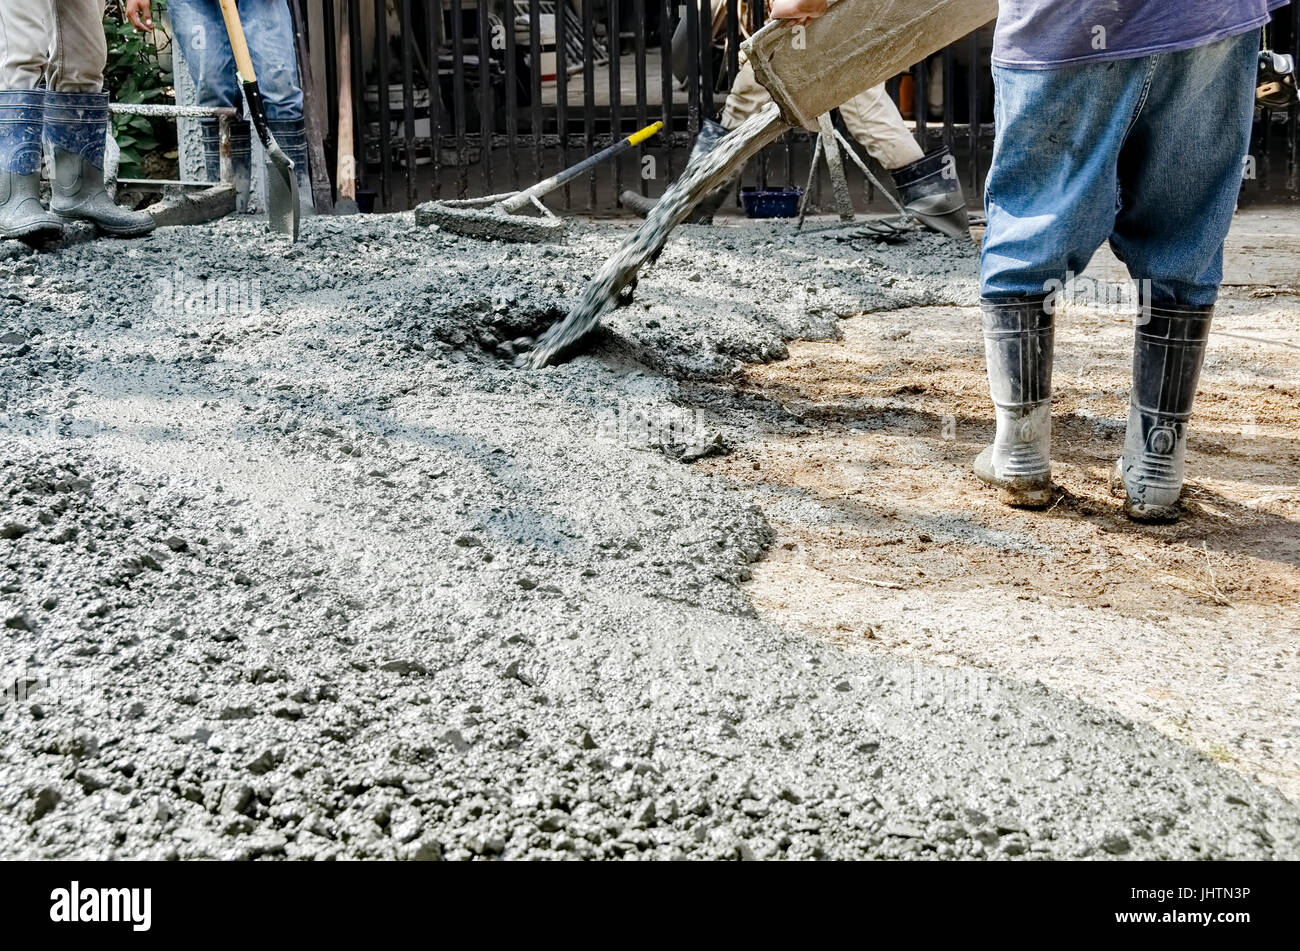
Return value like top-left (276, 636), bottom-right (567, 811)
top-left (415, 121), bottom-right (663, 242)
top-left (217, 0), bottom-right (300, 240)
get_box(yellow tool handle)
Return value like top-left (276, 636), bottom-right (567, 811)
top-left (218, 0), bottom-right (258, 84)
top-left (628, 121), bottom-right (664, 146)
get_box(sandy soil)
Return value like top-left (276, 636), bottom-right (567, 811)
top-left (701, 289), bottom-right (1300, 801)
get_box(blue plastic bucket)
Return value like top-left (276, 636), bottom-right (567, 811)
top-left (739, 186), bottom-right (802, 219)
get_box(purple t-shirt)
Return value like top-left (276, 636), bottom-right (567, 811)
top-left (993, 0), bottom-right (1289, 68)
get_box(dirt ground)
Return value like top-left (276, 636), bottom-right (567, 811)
top-left (701, 277), bottom-right (1300, 802)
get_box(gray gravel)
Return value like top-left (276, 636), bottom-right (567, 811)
top-left (1, 213), bottom-right (1298, 860)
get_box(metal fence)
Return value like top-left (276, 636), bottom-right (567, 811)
top-left (301, 0), bottom-right (1300, 213)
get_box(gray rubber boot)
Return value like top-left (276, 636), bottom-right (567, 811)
top-left (265, 118), bottom-right (315, 217)
top-left (44, 91), bottom-right (155, 237)
top-left (200, 117), bottom-right (252, 212)
top-left (1114, 302), bottom-right (1213, 522)
top-left (621, 118), bottom-right (738, 224)
top-left (891, 145), bottom-right (971, 240)
top-left (0, 89), bottom-right (63, 240)
top-left (973, 296), bottom-right (1055, 507)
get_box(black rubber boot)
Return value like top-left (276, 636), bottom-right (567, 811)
top-left (266, 118), bottom-right (315, 217)
top-left (973, 296), bottom-right (1055, 507)
top-left (0, 89), bottom-right (63, 241)
top-left (621, 118), bottom-right (737, 224)
top-left (200, 117), bottom-right (252, 212)
top-left (44, 91), bottom-right (154, 237)
top-left (892, 145), bottom-right (971, 240)
top-left (1114, 302), bottom-right (1214, 522)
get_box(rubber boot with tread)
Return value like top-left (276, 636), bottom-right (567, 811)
top-left (1114, 302), bottom-right (1213, 522)
top-left (0, 90), bottom-right (62, 241)
top-left (974, 297), bottom-right (1055, 508)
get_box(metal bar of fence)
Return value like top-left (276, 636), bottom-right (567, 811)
top-left (529, 0), bottom-right (543, 186)
top-left (451, 0), bottom-right (468, 197)
top-left (633, 0), bottom-right (649, 197)
top-left (698, 0), bottom-right (713, 123)
top-left (1284, 0), bottom-right (1294, 190)
top-left (477, 0), bottom-right (493, 195)
top-left (660, 0), bottom-right (674, 181)
top-left (685, 0), bottom-right (701, 141)
top-left (941, 43), bottom-right (955, 152)
top-left (504, 0), bottom-right (520, 190)
top-left (750, 0), bottom-right (766, 189)
top-left (428, 0), bottom-right (444, 200)
top-left (555, 0), bottom-right (570, 205)
top-left (582, 0), bottom-right (596, 207)
top-left (914, 55), bottom-right (927, 147)
top-left (374, 0), bottom-right (393, 208)
top-left (400, 0), bottom-right (417, 208)
top-left (725, 0), bottom-right (739, 89)
top-left (968, 31), bottom-right (979, 193)
top-left (609, 0), bottom-right (622, 199)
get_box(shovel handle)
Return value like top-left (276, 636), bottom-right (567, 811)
top-left (503, 121), bottom-right (663, 212)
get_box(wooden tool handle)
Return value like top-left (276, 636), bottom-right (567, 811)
top-left (336, 18), bottom-right (356, 200)
top-left (218, 0), bottom-right (258, 83)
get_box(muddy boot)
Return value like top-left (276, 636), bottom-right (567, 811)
top-left (892, 145), bottom-right (970, 240)
top-left (1114, 303), bottom-right (1213, 522)
top-left (200, 117), bottom-right (253, 212)
top-left (44, 91), bottom-right (155, 237)
top-left (973, 297), bottom-right (1055, 507)
top-left (0, 90), bottom-right (63, 241)
top-left (266, 118), bottom-right (315, 217)
top-left (621, 118), bottom-right (737, 224)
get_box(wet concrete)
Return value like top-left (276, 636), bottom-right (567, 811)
top-left (2, 212), bottom-right (1298, 860)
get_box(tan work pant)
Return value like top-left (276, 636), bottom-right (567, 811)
top-left (721, 60), bottom-right (925, 171)
top-left (0, 0), bottom-right (108, 92)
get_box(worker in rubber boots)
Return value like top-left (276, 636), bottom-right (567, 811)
top-left (127, 0), bottom-right (312, 215)
top-left (624, 0), bottom-right (970, 238)
top-left (0, 0), bottom-right (156, 240)
top-left (778, 0), bottom-right (1280, 523)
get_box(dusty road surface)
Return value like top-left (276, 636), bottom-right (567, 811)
top-left (1, 211), bottom-right (1298, 860)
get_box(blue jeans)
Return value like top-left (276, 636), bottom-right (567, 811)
top-left (169, 0), bottom-right (304, 120)
top-left (980, 30), bottom-right (1259, 307)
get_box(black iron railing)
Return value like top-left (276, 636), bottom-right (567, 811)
top-left (304, 1), bottom-right (1299, 213)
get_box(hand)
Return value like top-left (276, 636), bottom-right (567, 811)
top-left (125, 0), bottom-right (154, 32)
top-left (769, 0), bottom-right (828, 25)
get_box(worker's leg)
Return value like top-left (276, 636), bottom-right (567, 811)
top-left (1109, 31), bottom-right (1258, 520)
top-left (0, 0), bottom-right (55, 90)
top-left (238, 0), bottom-right (304, 121)
top-left (839, 83), bottom-right (968, 238)
top-left (1111, 31), bottom-right (1257, 307)
top-left (981, 60), bottom-right (1153, 298)
top-left (0, 0), bottom-right (61, 239)
top-left (976, 57), bottom-right (1153, 505)
top-left (837, 84), bottom-right (923, 171)
top-left (48, 0), bottom-right (106, 91)
top-left (169, 0), bottom-right (240, 109)
top-left (168, 0), bottom-right (251, 209)
top-left (44, 0), bottom-right (153, 235)
top-left (720, 60), bottom-right (771, 130)
top-left (237, 0), bottom-right (311, 211)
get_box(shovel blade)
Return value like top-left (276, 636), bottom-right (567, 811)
top-left (265, 141), bottom-right (300, 241)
